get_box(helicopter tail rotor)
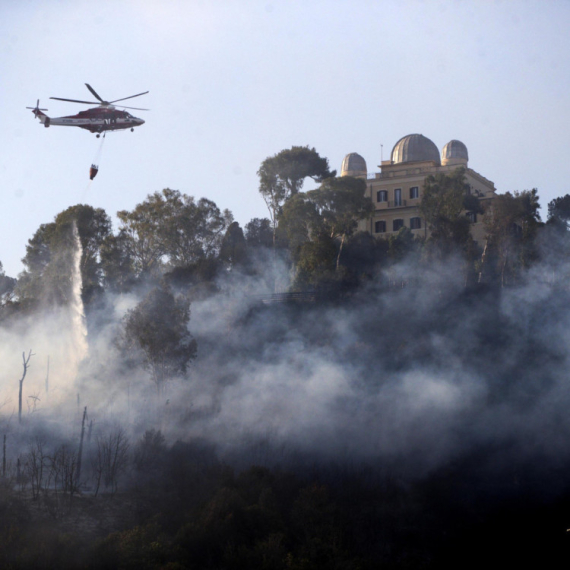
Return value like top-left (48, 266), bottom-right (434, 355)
top-left (26, 99), bottom-right (48, 117)
top-left (27, 100), bottom-right (50, 126)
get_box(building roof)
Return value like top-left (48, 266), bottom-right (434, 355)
top-left (391, 134), bottom-right (440, 165)
top-left (442, 139), bottom-right (469, 162)
top-left (341, 152), bottom-right (367, 176)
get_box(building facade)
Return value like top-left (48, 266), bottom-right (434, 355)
top-left (342, 134), bottom-right (496, 245)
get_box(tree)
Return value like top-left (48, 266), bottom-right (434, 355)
top-left (244, 218), bottom-right (274, 249)
top-left (293, 231), bottom-right (338, 290)
top-left (18, 350), bottom-right (34, 424)
top-left (92, 427), bottom-right (130, 495)
top-left (538, 194), bottom-right (570, 287)
top-left (100, 230), bottom-right (137, 293)
top-left (388, 226), bottom-right (419, 263)
top-left (23, 437), bottom-right (46, 499)
top-left (117, 189), bottom-right (233, 277)
top-left (18, 205), bottom-right (112, 306)
top-left (219, 222), bottom-right (247, 269)
top-left (419, 167), bottom-right (480, 258)
top-left (279, 177), bottom-right (373, 289)
top-left (418, 168), bottom-right (484, 286)
top-left (0, 262), bottom-right (16, 302)
top-left (306, 176), bottom-right (374, 270)
top-left (279, 193), bottom-right (321, 262)
top-left (257, 146), bottom-right (335, 249)
top-left (159, 190), bottom-right (233, 266)
top-left (547, 194), bottom-right (570, 229)
top-left (481, 189), bottom-right (542, 286)
top-left (55, 205), bottom-right (112, 282)
top-left (116, 193), bottom-right (171, 277)
top-left (119, 285), bottom-right (197, 394)
top-left (341, 231), bottom-right (388, 282)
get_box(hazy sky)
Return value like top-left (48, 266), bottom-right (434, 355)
top-left (2, 0), bottom-right (569, 276)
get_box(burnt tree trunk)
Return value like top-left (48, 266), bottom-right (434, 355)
top-left (76, 406), bottom-right (88, 484)
top-left (18, 350), bottom-right (35, 424)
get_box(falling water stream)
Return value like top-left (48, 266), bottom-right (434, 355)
top-left (71, 221), bottom-right (88, 366)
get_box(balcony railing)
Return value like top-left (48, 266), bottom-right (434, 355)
top-left (387, 199), bottom-right (407, 208)
top-left (367, 166), bottom-right (437, 180)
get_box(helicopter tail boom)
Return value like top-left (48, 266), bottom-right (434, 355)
top-left (35, 111), bottom-right (51, 128)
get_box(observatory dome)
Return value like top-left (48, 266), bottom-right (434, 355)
top-left (341, 152), bottom-right (367, 177)
top-left (391, 134), bottom-right (440, 165)
top-left (441, 140), bottom-right (469, 166)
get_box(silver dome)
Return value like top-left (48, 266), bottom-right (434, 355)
top-left (341, 152), bottom-right (367, 177)
top-left (441, 139), bottom-right (468, 163)
top-left (391, 134), bottom-right (440, 165)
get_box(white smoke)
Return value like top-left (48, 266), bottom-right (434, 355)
top-left (0, 221), bottom-right (91, 417)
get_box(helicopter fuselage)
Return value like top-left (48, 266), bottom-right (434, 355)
top-left (33, 106), bottom-right (144, 134)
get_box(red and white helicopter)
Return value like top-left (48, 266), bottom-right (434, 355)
top-left (27, 83), bottom-right (148, 137)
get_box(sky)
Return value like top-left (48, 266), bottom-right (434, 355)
top-left (2, 0), bottom-right (570, 277)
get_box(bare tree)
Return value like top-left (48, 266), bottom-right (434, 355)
top-left (44, 444), bottom-right (78, 518)
top-left (24, 437), bottom-right (47, 499)
top-left (27, 393), bottom-right (41, 415)
top-left (50, 445), bottom-right (78, 496)
top-left (18, 350), bottom-right (35, 424)
top-left (92, 427), bottom-right (130, 496)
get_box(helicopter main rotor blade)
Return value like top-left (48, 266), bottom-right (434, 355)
top-left (27, 98), bottom-right (46, 110)
top-left (85, 83), bottom-right (105, 103)
top-left (110, 91), bottom-right (149, 104)
top-left (50, 97), bottom-right (99, 105)
top-left (119, 105), bottom-right (150, 111)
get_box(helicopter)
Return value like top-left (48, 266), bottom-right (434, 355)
top-left (27, 83), bottom-right (148, 137)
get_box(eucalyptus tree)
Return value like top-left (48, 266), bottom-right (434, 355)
top-left (160, 190), bottom-right (233, 266)
top-left (279, 176), bottom-right (373, 289)
top-left (117, 189), bottom-right (232, 278)
top-left (307, 176), bottom-right (373, 270)
top-left (257, 146), bottom-right (335, 249)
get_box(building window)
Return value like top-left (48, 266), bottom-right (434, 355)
top-left (409, 186), bottom-right (419, 199)
top-left (376, 190), bottom-right (388, 203)
top-left (394, 188), bottom-right (402, 206)
top-left (466, 212), bottom-right (477, 223)
top-left (410, 217), bottom-right (422, 229)
top-left (393, 219), bottom-right (404, 232)
top-left (375, 220), bottom-right (386, 233)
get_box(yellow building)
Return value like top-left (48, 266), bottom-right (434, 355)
top-left (342, 134), bottom-right (496, 245)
